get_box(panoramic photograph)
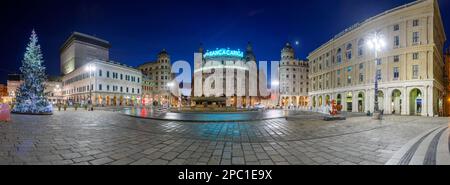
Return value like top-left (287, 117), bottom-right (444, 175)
top-left (0, 0), bottom-right (449, 182)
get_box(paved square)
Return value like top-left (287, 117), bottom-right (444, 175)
top-left (0, 110), bottom-right (448, 165)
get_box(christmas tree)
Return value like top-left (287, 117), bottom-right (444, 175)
top-left (12, 30), bottom-right (52, 114)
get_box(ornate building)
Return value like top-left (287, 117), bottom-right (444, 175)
top-left (308, 0), bottom-right (446, 116)
top-left (192, 43), bottom-right (263, 108)
top-left (279, 42), bottom-right (309, 108)
top-left (137, 49), bottom-right (173, 106)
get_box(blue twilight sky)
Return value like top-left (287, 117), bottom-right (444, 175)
top-left (0, 0), bottom-right (449, 84)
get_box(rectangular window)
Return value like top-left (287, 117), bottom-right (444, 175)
top-left (99, 70), bottom-right (102, 77)
top-left (337, 77), bottom-right (341, 86)
top-left (337, 69), bottom-right (340, 75)
top-left (107, 85), bottom-right (110, 91)
top-left (394, 55), bottom-right (400, 62)
top-left (120, 86), bottom-right (123, 92)
top-left (394, 36), bottom-right (400, 47)
top-left (394, 24), bottom-right (399, 31)
top-left (120, 74), bottom-right (123, 80)
top-left (359, 63), bottom-right (364, 69)
top-left (413, 32), bottom-right (420, 44)
top-left (393, 67), bottom-right (399, 80)
top-left (413, 53), bottom-right (419, 60)
top-left (376, 59), bottom-right (382, 65)
top-left (99, 84), bottom-right (102, 91)
top-left (107, 71), bottom-right (110, 78)
top-left (413, 19), bottom-right (419, 27)
top-left (412, 65), bottom-right (419, 79)
top-left (347, 66), bottom-right (352, 72)
top-left (347, 75), bottom-right (351, 84)
top-left (359, 73), bottom-right (364, 82)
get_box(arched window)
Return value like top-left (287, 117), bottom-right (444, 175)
top-left (346, 43), bottom-right (352, 60)
top-left (358, 39), bottom-right (364, 56)
top-left (337, 48), bottom-right (342, 63)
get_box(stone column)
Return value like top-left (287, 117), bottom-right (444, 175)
top-left (427, 85), bottom-right (433, 117)
top-left (385, 88), bottom-right (391, 115)
top-left (342, 93), bottom-right (347, 112)
top-left (401, 87), bottom-right (407, 115)
top-left (405, 87), bottom-right (410, 116)
top-left (422, 87), bottom-right (427, 117)
top-left (353, 91), bottom-right (358, 112)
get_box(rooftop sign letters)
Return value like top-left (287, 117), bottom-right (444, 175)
top-left (204, 48), bottom-right (243, 59)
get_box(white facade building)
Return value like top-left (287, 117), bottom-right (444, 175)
top-left (60, 32), bottom-right (142, 106)
top-left (308, 0), bottom-right (446, 116)
top-left (62, 60), bottom-right (142, 106)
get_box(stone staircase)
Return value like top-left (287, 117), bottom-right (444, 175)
top-left (386, 125), bottom-right (450, 165)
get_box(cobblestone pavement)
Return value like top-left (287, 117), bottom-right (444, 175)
top-left (0, 110), bottom-right (448, 165)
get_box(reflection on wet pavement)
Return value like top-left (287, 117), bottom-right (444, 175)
top-left (121, 108), bottom-right (287, 122)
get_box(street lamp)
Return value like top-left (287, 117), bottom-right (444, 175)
top-left (366, 32), bottom-right (385, 119)
top-left (86, 64), bottom-right (96, 110)
top-left (53, 85), bottom-right (62, 105)
top-left (167, 82), bottom-right (174, 108)
top-left (271, 80), bottom-right (280, 108)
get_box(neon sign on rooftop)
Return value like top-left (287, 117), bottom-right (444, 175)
top-left (204, 48), bottom-right (244, 59)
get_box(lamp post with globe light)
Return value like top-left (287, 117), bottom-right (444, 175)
top-left (366, 32), bottom-right (386, 119)
top-left (86, 64), bottom-right (96, 110)
top-left (167, 82), bottom-right (174, 109)
top-left (271, 80), bottom-right (280, 109)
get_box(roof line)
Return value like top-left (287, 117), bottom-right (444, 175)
top-left (309, 0), bottom-right (427, 56)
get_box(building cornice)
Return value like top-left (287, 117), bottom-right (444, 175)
top-left (60, 32), bottom-right (111, 52)
top-left (308, 0), bottom-right (430, 58)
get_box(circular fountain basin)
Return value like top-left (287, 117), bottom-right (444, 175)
top-left (121, 108), bottom-right (287, 122)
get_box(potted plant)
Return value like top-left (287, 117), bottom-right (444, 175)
top-left (84, 104), bottom-right (88, 110)
top-left (63, 104), bottom-right (67, 111)
top-left (57, 103), bottom-right (61, 111)
top-left (74, 103), bottom-right (79, 111)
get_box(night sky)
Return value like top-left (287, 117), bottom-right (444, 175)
top-left (0, 0), bottom-right (449, 84)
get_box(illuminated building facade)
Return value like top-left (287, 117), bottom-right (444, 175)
top-left (279, 42), bottom-right (310, 108)
top-left (5, 74), bottom-right (64, 104)
top-left (444, 48), bottom-right (450, 116)
top-left (0, 84), bottom-right (7, 103)
top-left (61, 32), bottom-right (142, 106)
top-left (137, 49), bottom-right (173, 106)
top-left (308, 0), bottom-right (446, 116)
top-left (193, 43), bottom-right (264, 108)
